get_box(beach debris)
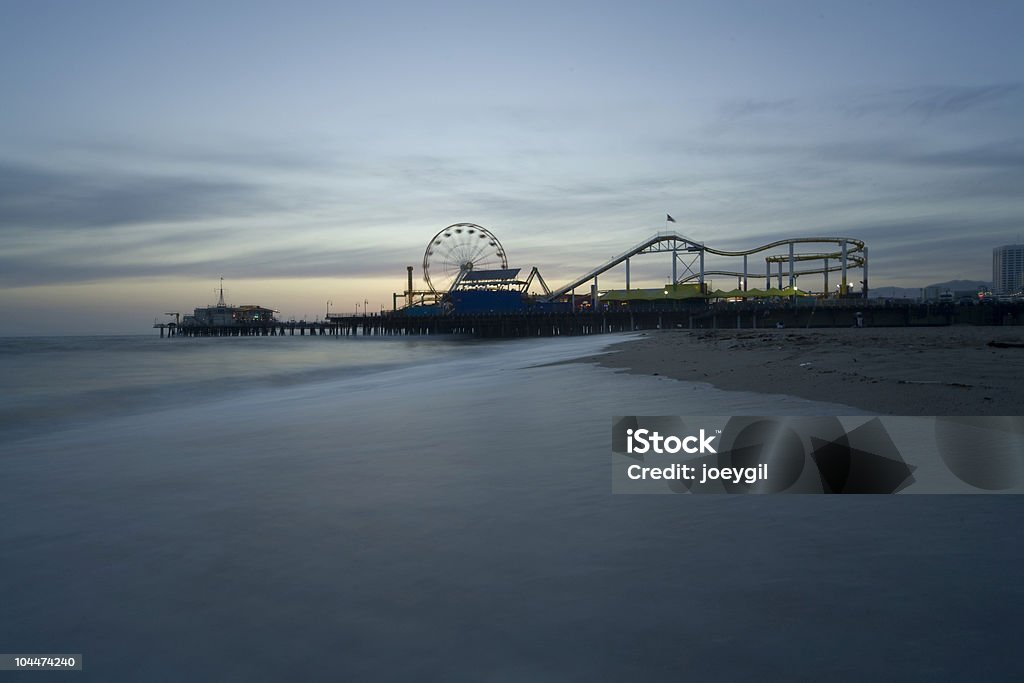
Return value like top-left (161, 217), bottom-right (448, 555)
top-left (987, 340), bottom-right (1024, 348)
top-left (898, 380), bottom-right (974, 388)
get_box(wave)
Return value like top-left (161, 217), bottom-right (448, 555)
top-left (0, 333), bottom-right (634, 445)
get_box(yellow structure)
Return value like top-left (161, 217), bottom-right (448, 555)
top-left (600, 283), bottom-right (810, 302)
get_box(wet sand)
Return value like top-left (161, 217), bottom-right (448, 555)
top-left (583, 326), bottom-right (1024, 415)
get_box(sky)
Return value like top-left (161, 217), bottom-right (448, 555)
top-left (1, 0), bottom-right (1022, 334)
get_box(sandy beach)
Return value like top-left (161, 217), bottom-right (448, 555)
top-left (585, 326), bottom-right (1024, 415)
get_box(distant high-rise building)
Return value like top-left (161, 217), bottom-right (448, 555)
top-left (992, 244), bottom-right (1024, 294)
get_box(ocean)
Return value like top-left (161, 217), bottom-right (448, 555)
top-left (1, 334), bottom-right (1020, 681)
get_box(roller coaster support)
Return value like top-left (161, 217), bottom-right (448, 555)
top-left (842, 241), bottom-right (848, 294)
top-left (789, 242), bottom-right (795, 288)
top-left (863, 246), bottom-right (869, 299)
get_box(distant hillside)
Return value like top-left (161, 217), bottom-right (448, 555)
top-left (924, 280), bottom-right (990, 291)
top-left (869, 287), bottom-right (919, 299)
top-left (869, 280), bottom-right (990, 299)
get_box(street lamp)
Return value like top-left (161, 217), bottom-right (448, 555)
top-left (327, 300), bottom-right (332, 317)
top-left (364, 299), bottom-right (368, 316)
top-left (355, 302), bottom-right (360, 316)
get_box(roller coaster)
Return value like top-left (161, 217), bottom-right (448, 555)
top-left (544, 231), bottom-right (868, 300)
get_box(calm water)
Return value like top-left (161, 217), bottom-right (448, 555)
top-left (0, 335), bottom-right (460, 443)
top-left (1, 334), bottom-right (1020, 681)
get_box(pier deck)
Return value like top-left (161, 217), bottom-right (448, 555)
top-left (154, 301), bottom-right (1023, 338)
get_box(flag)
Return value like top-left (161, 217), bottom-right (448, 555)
top-left (666, 213), bottom-right (676, 223)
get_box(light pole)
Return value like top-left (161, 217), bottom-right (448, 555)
top-left (355, 302), bottom-right (360, 316)
top-left (327, 300), bottom-right (332, 317)
top-left (364, 299), bottom-right (368, 316)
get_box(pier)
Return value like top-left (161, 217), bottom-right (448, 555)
top-left (155, 300), bottom-right (1024, 339)
top-left (154, 225), bottom-right (1024, 339)
top-left (156, 312), bottom-right (636, 338)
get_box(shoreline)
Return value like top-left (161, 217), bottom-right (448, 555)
top-left (575, 326), bottom-right (1024, 415)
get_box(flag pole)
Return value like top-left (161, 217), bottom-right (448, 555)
top-left (665, 214), bottom-right (678, 284)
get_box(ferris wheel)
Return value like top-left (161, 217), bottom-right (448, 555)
top-left (422, 223), bottom-right (508, 292)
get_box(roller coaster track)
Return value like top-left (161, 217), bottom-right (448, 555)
top-left (545, 231), bottom-right (701, 300)
top-left (697, 237), bottom-right (866, 282)
top-left (545, 231), bottom-right (866, 300)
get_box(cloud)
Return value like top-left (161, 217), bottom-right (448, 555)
top-left (718, 98), bottom-right (798, 121)
top-left (0, 241), bottom-right (405, 288)
top-left (845, 83), bottom-right (1024, 120)
top-left (908, 139), bottom-right (1024, 169)
top-left (904, 84), bottom-right (1023, 118)
top-left (0, 160), bottom-right (284, 231)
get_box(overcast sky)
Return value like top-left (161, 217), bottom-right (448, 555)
top-left (2, 0), bottom-right (1022, 334)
